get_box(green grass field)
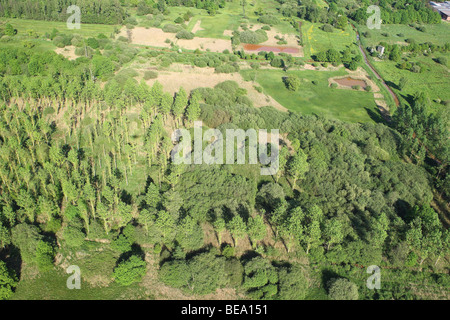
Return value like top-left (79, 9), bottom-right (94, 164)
top-left (133, 1), bottom-right (298, 39)
top-left (356, 23), bottom-right (450, 111)
top-left (241, 68), bottom-right (380, 123)
top-left (301, 21), bottom-right (358, 59)
top-left (0, 18), bottom-right (116, 52)
top-left (358, 23), bottom-right (450, 47)
top-left (1, 18), bottom-right (117, 37)
top-left (12, 268), bottom-right (150, 300)
top-left (372, 53), bottom-right (450, 111)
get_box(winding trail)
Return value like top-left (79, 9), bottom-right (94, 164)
top-left (349, 25), bottom-right (448, 224)
top-left (350, 23), bottom-right (400, 122)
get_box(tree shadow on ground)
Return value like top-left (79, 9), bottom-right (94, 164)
top-left (0, 245), bottom-right (22, 282)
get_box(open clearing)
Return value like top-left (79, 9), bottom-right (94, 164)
top-left (119, 27), bottom-right (232, 53)
top-left (1, 18), bottom-right (116, 37)
top-left (54, 45), bottom-right (78, 60)
top-left (302, 21), bottom-right (357, 59)
top-left (239, 24), bottom-right (304, 57)
top-left (141, 64), bottom-right (287, 111)
top-left (191, 20), bottom-right (204, 34)
top-left (242, 67), bottom-right (380, 123)
top-left (358, 23), bottom-right (450, 47)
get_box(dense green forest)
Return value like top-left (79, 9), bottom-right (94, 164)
top-left (0, 43), bottom-right (448, 299)
top-left (0, 0), bottom-right (126, 24)
top-left (349, 0), bottom-right (442, 25)
top-left (0, 0), bottom-right (448, 301)
top-left (274, 0), bottom-right (441, 25)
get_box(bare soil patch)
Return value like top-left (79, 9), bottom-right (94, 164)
top-left (373, 93), bottom-right (384, 99)
top-left (119, 27), bottom-right (175, 48)
top-left (141, 64), bottom-right (287, 111)
top-left (239, 24), bottom-right (303, 57)
top-left (54, 45), bottom-right (78, 60)
top-left (223, 30), bottom-right (234, 37)
top-left (333, 77), bottom-right (367, 89)
top-left (375, 99), bottom-right (388, 110)
top-left (177, 37), bottom-right (231, 53)
top-left (329, 67), bottom-right (381, 92)
top-left (191, 19), bottom-right (204, 34)
top-left (119, 27), bottom-right (231, 53)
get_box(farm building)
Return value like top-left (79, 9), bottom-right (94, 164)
top-left (430, 1), bottom-right (450, 20)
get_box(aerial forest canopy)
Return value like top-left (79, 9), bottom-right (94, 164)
top-left (0, 0), bottom-right (126, 24)
top-left (349, 0), bottom-right (442, 25)
top-left (0, 0), bottom-right (448, 301)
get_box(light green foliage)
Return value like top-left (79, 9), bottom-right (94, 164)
top-left (63, 220), bottom-right (86, 248)
top-left (0, 261), bottom-right (17, 300)
top-left (243, 256), bottom-right (278, 299)
top-left (228, 215), bottom-right (247, 246)
top-left (239, 29), bottom-right (268, 44)
top-left (323, 217), bottom-right (344, 250)
top-left (4, 24), bottom-right (17, 36)
top-left (11, 223), bottom-right (42, 264)
top-left (176, 30), bottom-right (195, 40)
top-left (111, 234), bottom-right (133, 254)
top-left (172, 87), bottom-right (188, 123)
top-left (113, 255), bottom-right (147, 286)
top-left (278, 264), bottom-right (308, 300)
top-left (160, 250), bottom-right (227, 295)
top-left (247, 215), bottom-right (267, 247)
top-left (406, 205), bottom-right (444, 266)
top-left (186, 90), bottom-right (201, 124)
top-left (35, 240), bottom-right (55, 272)
top-left (327, 278), bottom-right (359, 300)
top-left (176, 215), bottom-right (204, 252)
top-left (288, 149), bottom-right (309, 190)
top-left (0, 221), bottom-right (11, 248)
top-left (159, 259), bottom-right (191, 288)
top-left (284, 75), bottom-right (301, 91)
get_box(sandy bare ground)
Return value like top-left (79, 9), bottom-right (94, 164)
top-left (375, 99), bottom-right (388, 109)
top-left (223, 30), bottom-right (233, 37)
top-left (54, 45), bottom-right (78, 60)
top-left (119, 27), bottom-right (175, 48)
top-left (191, 19), bottom-right (204, 34)
top-left (119, 27), bottom-right (231, 53)
top-left (239, 24), bottom-right (304, 57)
top-left (373, 93), bottom-right (384, 99)
top-left (302, 63), bottom-right (342, 71)
top-left (177, 37), bottom-right (232, 53)
top-left (141, 64), bottom-right (287, 111)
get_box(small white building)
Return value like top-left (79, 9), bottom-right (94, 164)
top-left (376, 46), bottom-right (385, 55)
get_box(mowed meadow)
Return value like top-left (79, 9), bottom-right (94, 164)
top-left (357, 22), bottom-right (450, 112)
top-left (301, 21), bottom-right (358, 60)
top-left (241, 68), bottom-right (380, 123)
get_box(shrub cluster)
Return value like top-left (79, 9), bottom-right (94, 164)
top-left (239, 29), bottom-right (268, 44)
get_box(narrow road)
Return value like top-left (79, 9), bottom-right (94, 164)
top-left (350, 23), bottom-right (400, 122)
